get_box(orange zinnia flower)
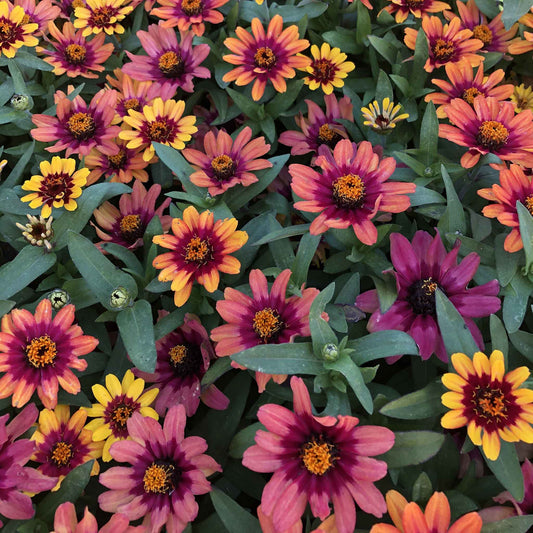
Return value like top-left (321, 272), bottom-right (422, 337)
top-left (384, 0), bottom-right (450, 24)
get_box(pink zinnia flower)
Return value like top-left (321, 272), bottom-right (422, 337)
top-left (279, 93), bottom-right (353, 156)
top-left (290, 139), bottom-right (415, 244)
top-left (211, 269), bottom-right (319, 392)
top-left (31, 88), bottom-right (120, 157)
top-left (356, 230), bottom-right (501, 362)
top-left (182, 126), bottom-right (272, 196)
top-left (99, 405), bottom-right (221, 533)
top-left (493, 458), bottom-right (533, 515)
top-left (134, 312), bottom-right (229, 417)
top-left (14, 0), bottom-right (61, 35)
top-left (92, 180), bottom-right (172, 249)
top-left (122, 24), bottom-right (210, 94)
top-left (243, 376), bottom-right (395, 533)
top-left (0, 405), bottom-right (56, 527)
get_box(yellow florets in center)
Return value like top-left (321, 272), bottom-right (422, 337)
top-left (67, 112), bottom-right (96, 140)
top-left (119, 214), bottom-right (142, 243)
top-left (158, 51), bottom-right (184, 77)
top-left (65, 44), bottom-right (87, 64)
top-left (0, 20), bottom-right (16, 43)
top-left (524, 194), bottom-right (533, 216)
top-left (124, 98), bottom-right (140, 111)
top-left (26, 335), bottom-right (57, 368)
top-left (91, 6), bottom-right (114, 27)
top-left (332, 174), bottom-right (365, 209)
top-left (432, 39), bottom-right (456, 62)
top-left (181, 0), bottom-right (203, 15)
top-left (462, 87), bottom-right (483, 105)
top-left (254, 47), bottom-right (276, 70)
top-left (476, 120), bottom-right (509, 151)
top-left (43, 173), bottom-right (68, 199)
top-left (473, 24), bottom-right (493, 46)
top-left (300, 436), bottom-right (337, 476)
top-left (111, 404), bottom-right (135, 427)
top-left (211, 154), bottom-right (235, 181)
top-left (252, 307), bottom-right (283, 342)
top-left (421, 278), bottom-right (438, 295)
top-left (50, 441), bottom-right (73, 467)
top-left (184, 236), bottom-right (211, 264)
top-left (472, 386), bottom-right (508, 420)
top-left (108, 149), bottom-right (127, 169)
top-left (169, 345), bottom-right (188, 365)
top-left (148, 120), bottom-right (171, 142)
top-left (143, 462), bottom-right (176, 494)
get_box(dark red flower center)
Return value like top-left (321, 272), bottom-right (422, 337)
top-left (183, 236), bottom-right (213, 265)
top-left (119, 214), bottom-right (143, 244)
top-left (168, 343), bottom-right (203, 377)
top-left (104, 395), bottom-right (140, 438)
top-left (254, 47), bottom-right (276, 70)
top-left (211, 154), bottom-right (236, 181)
top-left (312, 59), bottom-right (336, 84)
top-left (471, 385), bottom-right (508, 421)
top-left (476, 120), bottom-right (509, 151)
top-left (462, 87), bottom-right (483, 105)
top-left (50, 441), bottom-right (73, 467)
top-left (124, 98), bottom-right (140, 112)
top-left (473, 24), bottom-right (493, 46)
top-left (407, 277), bottom-right (440, 316)
top-left (524, 194), bottom-right (533, 216)
top-left (181, 0), bottom-right (203, 16)
top-left (90, 6), bottom-right (115, 27)
top-left (0, 19), bottom-right (18, 45)
top-left (158, 51), bottom-right (184, 78)
top-left (253, 307), bottom-right (284, 342)
top-left (67, 112), bottom-right (96, 140)
top-left (143, 460), bottom-right (180, 494)
top-left (332, 174), bottom-right (366, 209)
top-left (108, 149), bottom-right (128, 170)
top-left (432, 39), bottom-right (456, 62)
top-left (300, 434), bottom-right (338, 476)
top-left (405, 0), bottom-right (425, 6)
top-left (65, 43), bottom-right (87, 65)
top-left (147, 119), bottom-right (173, 143)
top-left (26, 334), bottom-right (57, 368)
top-left (317, 124), bottom-right (341, 147)
top-left (42, 172), bottom-right (70, 200)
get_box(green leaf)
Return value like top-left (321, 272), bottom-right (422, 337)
top-left (291, 232), bottom-right (321, 287)
top-left (7, 60), bottom-right (26, 94)
top-left (481, 516), bottom-right (533, 533)
top-left (0, 140), bottom-right (34, 190)
top-left (380, 382), bottom-right (446, 419)
top-left (210, 489), bottom-right (261, 533)
top-left (438, 165), bottom-right (466, 235)
top-left (116, 299), bottom-right (156, 373)
top-left (501, 0), bottom-right (531, 29)
top-left (516, 201), bottom-right (533, 275)
top-left (380, 431), bottom-right (445, 468)
top-left (309, 283), bottom-right (338, 354)
top-left (14, 50), bottom-right (54, 71)
top-left (368, 35), bottom-right (398, 65)
top-left (36, 461), bottom-right (93, 525)
top-left (435, 289), bottom-right (478, 357)
top-left (420, 102), bottom-right (438, 166)
top-left (489, 314), bottom-right (508, 362)
top-left (475, 0), bottom-right (501, 18)
top-left (226, 87), bottom-right (262, 121)
top-left (356, 0), bottom-right (371, 43)
top-left (503, 274), bottom-right (531, 333)
top-left (266, 79), bottom-right (304, 116)
top-left (349, 331), bottom-right (419, 364)
top-left (56, 389), bottom-right (92, 407)
top-left (322, 27), bottom-right (359, 54)
top-left (411, 30), bottom-right (428, 92)
top-left (67, 231), bottom-right (138, 310)
top-left (231, 342), bottom-right (323, 375)
top-left (408, 185), bottom-right (446, 207)
top-left (100, 242), bottom-right (144, 277)
top-left (0, 299), bottom-right (15, 317)
top-left (509, 329), bottom-right (533, 362)
top-left (375, 70), bottom-right (393, 104)
top-left (0, 246), bottom-right (56, 300)
top-left (494, 233), bottom-right (518, 287)
top-left (483, 441), bottom-right (524, 501)
top-left (201, 357), bottom-right (232, 388)
top-left (251, 223), bottom-right (310, 246)
top-left (0, 107), bottom-right (27, 125)
top-left (229, 422), bottom-right (263, 459)
top-left (271, 2), bottom-right (327, 22)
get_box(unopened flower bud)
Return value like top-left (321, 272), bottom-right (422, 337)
top-left (48, 289), bottom-right (70, 310)
top-left (109, 286), bottom-right (133, 309)
top-left (321, 343), bottom-right (339, 362)
top-left (10, 94), bottom-right (32, 111)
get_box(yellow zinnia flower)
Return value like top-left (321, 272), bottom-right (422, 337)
top-left (361, 98), bottom-right (409, 134)
top-left (0, 2), bottom-right (38, 58)
top-left (73, 0), bottom-right (133, 37)
top-left (511, 83), bottom-right (533, 113)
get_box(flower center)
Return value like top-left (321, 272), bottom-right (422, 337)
top-left (168, 343), bottom-right (203, 376)
top-left (0, 19), bottom-right (16, 43)
top-left (407, 277), bottom-right (439, 316)
top-left (91, 6), bottom-right (114, 27)
top-left (72, 0), bottom-right (85, 7)
top-left (26, 335), bottom-right (57, 368)
top-left (65, 43), bottom-right (86, 65)
top-left (300, 435), bottom-right (338, 476)
top-left (476, 120), bottom-right (509, 151)
top-left (104, 395), bottom-right (140, 437)
top-left (158, 51), bottom-right (184, 78)
top-left (312, 59), bottom-right (336, 83)
top-left (143, 461), bottom-right (179, 494)
top-left (473, 24), bottom-right (493, 46)
top-left (108, 149), bottom-right (127, 169)
top-left (254, 47), bottom-right (276, 70)
top-left (472, 386), bottom-right (507, 420)
top-left (50, 441), bottom-right (73, 467)
top-left (119, 214), bottom-right (143, 244)
top-left (67, 112), bottom-right (96, 140)
top-left (524, 194), bottom-right (533, 216)
top-left (405, 0), bottom-right (425, 6)
top-left (211, 154), bottom-right (236, 181)
top-left (124, 98), bottom-right (140, 111)
top-left (432, 39), bottom-right (456, 62)
top-left (111, 403), bottom-right (135, 427)
top-left (148, 119), bottom-right (172, 143)
top-left (183, 236), bottom-right (212, 264)
top-left (317, 123), bottom-right (341, 147)
top-left (21, 13), bottom-right (30, 24)
top-left (462, 87), bottom-right (483, 105)
top-left (332, 174), bottom-right (365, 209)
top-left (181, 0), bottom-right (202, 15)
top-left (252, 307), bottom-right (284, 342)
top-left (44, 173), bottom-right (68, 199)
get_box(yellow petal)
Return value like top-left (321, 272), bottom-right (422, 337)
top-left (92, 424), bottom-right (113, 441)
top-left (482, 431), bottom-right (501, 461)
top-left (105, 374), bottom-right (122, 398)
top-left (467, 421), bottom-right (482, 445)
top-left (441, 410), bottom-right (468, 429)
top-left (451, 352), bottom-right (475, 379)
top-left (441, 373), bottom-right (467, 392)
top-left (92, 384), bottom-right (112, 406)
top-left (473, 351), bottom-right (490, 377)
top-left (138, 388), bottom-right (159, 407)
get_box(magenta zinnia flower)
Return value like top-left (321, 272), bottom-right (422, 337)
top-left (493, 458), bottom-right (533, 515)
top-left (182, 126), bottom-right (272, 196)
top-left (92, 180), bottom-right (172, 249)
top-left (99, 405), bottom-right (222, 533)
top-left (211, 269), bottom-right (319, 392)
top-left (0, 405), bottom-right (56, 527)
top-left (134, 312), bottom-right (229, 417)
top-left (0, 299), bottom-right (98, 408)
top-left (122, 24), bottom-right (210, 94)
top-left (31, 88), bottom-right (120, 157)
top-left (243, 376), bottom-right (395, 533)
top-left (290, 139), bottom-right (416, 244)
top-left (356, 230), bottom-right (501, 362)
top-left (279, 93), bottom-right (353, 155)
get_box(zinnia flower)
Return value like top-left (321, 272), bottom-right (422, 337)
top-left (477, 164), bottom-right (533, 253)
top-left (119, 97), bottom-right (198, 163)
top-left (511, 83), bottom-right (533, 113)
top-left (152, 205), bottom-right (248, 307)
top-left (370, 490), bottom-right (482, 533)
top-left (0, 405), bottom-right (56, 527)
top-left (441, 350), bottom-right (533, 460)
top-left (181, 126), bottom-right (272, 196)
top-left (98, 405), bottom-right (222, 533)
top-left (84, 370), bottom-right (159, 461)
top-left (356, 230), bottom-right (501, 362)
top-left (243, 376), bottom-right (395, 533)
top-left (31, 88), bottom-right (120, 157)
top-left (440, 96), bottom-right (533, 169)
top-left (0, 2), bottom-right (38, 58)
top-left (508, 12), bottom-right (533, 56)
top-left (16, 213), bottom-right (54, 251)
top-left (73, 0), bottom-right (133, 37)
top-left (290, 139), bottom-right (416, 244)
top-left (37, 21), bottom-right (113, 78)
top-left (150, 0), bottom-right (229, 36)
top-left (404, 15), bottom-right (484, 72)
top-left (122, 24), bottom-right (210, 94)
top-left (14, 0), bottom-right (60, 35)
top-left (493, 458), bottom-right (533, 515)
top-left (0, 299), bottom-right (98, 408)
top-left (92, 180), bottom-right (172, 249)
top-left (134, 312), bottom-right (229, 416)
top-left (20, 156), bottom-right (89, 218)
top-left (301, 43), bottom-right (355, 95)
top-left (31, 405), bottom-right (102, 489)
top-left (279, 93), bottom-right (353, 155)
top-left (384, 0), bottom-right (450, 23)
top-left (211, 269), bottom-right (319, 392)
top-left (223, 15), bottom-right (311, 101)
top-left (425, 62), bottom-right (513, 118)
top-left (361, 97), bottom-right (409, 134)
